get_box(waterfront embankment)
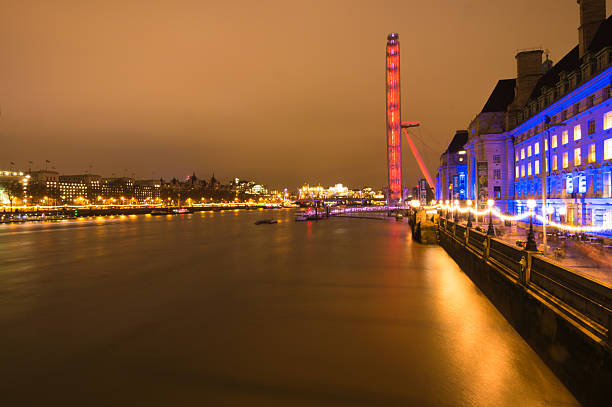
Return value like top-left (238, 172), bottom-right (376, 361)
top-left (438, 218), bottom-right (611, 407)
top-left (0, 204), bottom-right (282, 224)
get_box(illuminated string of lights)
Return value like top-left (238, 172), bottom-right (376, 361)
top-left (421, 199), bottom-right (612, 233)
top-left (303, 199), bottom-right (612, 234)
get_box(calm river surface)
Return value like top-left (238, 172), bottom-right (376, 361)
top-left (0, 209), bottom-right (579, 406)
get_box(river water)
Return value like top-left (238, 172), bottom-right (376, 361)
top-left (0, 209), bottom-right (579, 406)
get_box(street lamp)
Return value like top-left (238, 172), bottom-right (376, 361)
top-left (487, 199), bottom-right (495, 236)
top-left (541, 116), bottom-right (566, 254)
top-left (525, 199), bottom-right (538, 251)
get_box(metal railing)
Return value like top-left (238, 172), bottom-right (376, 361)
top-left (439, 222), bottom-right (612, 344)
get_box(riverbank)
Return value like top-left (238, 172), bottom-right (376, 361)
top-left (438, 219), bottom-right (611, 407)
top-left (0, 204), bottom-right (284, 224)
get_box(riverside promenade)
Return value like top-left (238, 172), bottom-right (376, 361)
top-left (462, 219), bottom-right (612, 285)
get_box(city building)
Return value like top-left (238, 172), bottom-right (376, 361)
top-left (0, 170), bottom-right (29, 205)
top-left (28, 170), bottom-right (60, 204)
top-left (435, 130), bottom-right (469, 202)
top-left (134, 179), bottom-right (162, 202)
top-left (437, 0), bottom-right (612, 227)
top-left (511, 0), bottom-right (611, 226)
top-left (101, 177), bottom-right (134, 202)
top-left (59, 174), bottom-right (101, 202)
top-left (297, 184), bottom-right (350, 200)
top-left (417, 178), bottom-right (435, 205)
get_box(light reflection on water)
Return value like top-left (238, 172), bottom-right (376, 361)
top-left (0, 210), bottom-right (578, 406)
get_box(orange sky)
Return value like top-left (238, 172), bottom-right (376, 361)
top-left (1, 0), bottom-right (610, 188)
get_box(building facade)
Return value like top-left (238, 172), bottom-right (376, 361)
top-left (436, 130), bottom-right (469, 202)
top-left (437, 0), bottom-right (612, 227)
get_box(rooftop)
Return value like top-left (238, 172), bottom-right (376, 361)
top-left (444, 130), bottom-right (469, 155)
top-left (528, 14), bottom-right (612, 101)
top-left (481, 79), bottom-right (516, 113)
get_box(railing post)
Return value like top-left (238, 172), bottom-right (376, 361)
top-left (519, 252), bottom-right (532, 286)
top-left (465, 227), bottom-right (469, 246)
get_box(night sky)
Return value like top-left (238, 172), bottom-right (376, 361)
top-left (1, 0), bottom-right (610, 189)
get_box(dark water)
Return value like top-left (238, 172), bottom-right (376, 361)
top-left (0, 210), bottom-right (579, 406)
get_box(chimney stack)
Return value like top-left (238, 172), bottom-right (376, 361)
top-left (577, 0), bottom-right (606, 58)
top-left (509, 50), bottom-right (543, 111)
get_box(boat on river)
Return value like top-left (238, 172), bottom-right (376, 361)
top-left (255, 219), bottom-right (278, 225)
top-left (150, 209), bottom-right (170, 216)
top-left (295, 210), bottom-right (309, 221)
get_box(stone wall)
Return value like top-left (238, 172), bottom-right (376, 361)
top-left (439, 223), bottom-right (611, 407)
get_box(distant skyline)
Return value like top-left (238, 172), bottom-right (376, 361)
top-left (1, 0), bottom-right (611, 189)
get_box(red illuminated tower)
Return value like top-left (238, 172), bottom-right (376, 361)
top-left (386, 33), bottom-right (402, 203)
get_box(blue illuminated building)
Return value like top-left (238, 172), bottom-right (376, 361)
top-left (436, 130), bottom-right (468, 201)
top-left (437, 0), bottom-right (612, 228)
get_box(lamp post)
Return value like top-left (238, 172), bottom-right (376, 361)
top-left (487, 199), bottom-right (495, 236)
top-left (466, 199), bottom-right (473, 227)
top-left (525, 199), bottom-right (538, 251)
top-left (541, 116), bottom-right (566, 254)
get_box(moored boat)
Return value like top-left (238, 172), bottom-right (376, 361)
top-left (150, 208), bottom-right (170, 215)
top-left (255, 219), bottom-right (278, 225)
top-left (295, 210), bottom-right (309, 221)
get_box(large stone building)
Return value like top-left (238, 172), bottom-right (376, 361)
top-left (437, 0), bottom-right (612, 227)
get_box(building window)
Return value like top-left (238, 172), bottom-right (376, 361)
top-left (552, 134), bottom-right (557, 148)
top-left (515, 151), bottom-right (519, 162)
top-left (574, 148), bottom-right (581, 166)
top-left (566, 176), bottom-right (574, 194)
top-left (515, 165), bottom-right (519, 178)
top-left (544, 139), bottom-right (548, 151)
top-left (521, 148), bottom-right (525, 159)
top-left (562, 130), bottom-right (568, 145)
top-left (573, 103), bottom-right (579, 115)
top-left (605, 111), bottom-right (612, 130)
top-left (493, 169), bottom-right (501, 179)
top-left (574, 124), bottom-right (581, 141)
top-left (535, 160), bottom-right (540, 175)
top-left (605, 138), bottom-right (612, 160)
top-left (528, 162), bottom-right (532, 176)
top-left (521, 165), bottom-right (525, 177)
top-left (563, 152), bottom-right (568, 168)
top-left (605, 172), bottom-right (612, 198)
top-left (534, 142), bottom-right (540, 154)
top-left (493, 154), bottom-right (501, 163)
top-left (527, 145), bottom-right (532, 157)
top-left (587, 95), bottom-right (594, 108)
top-left (588, 144), bottom-right (596, 162)
top-left (588, 120), bottom-right (595, 135)
top-left (493, 186), bottom-right (501, 199)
